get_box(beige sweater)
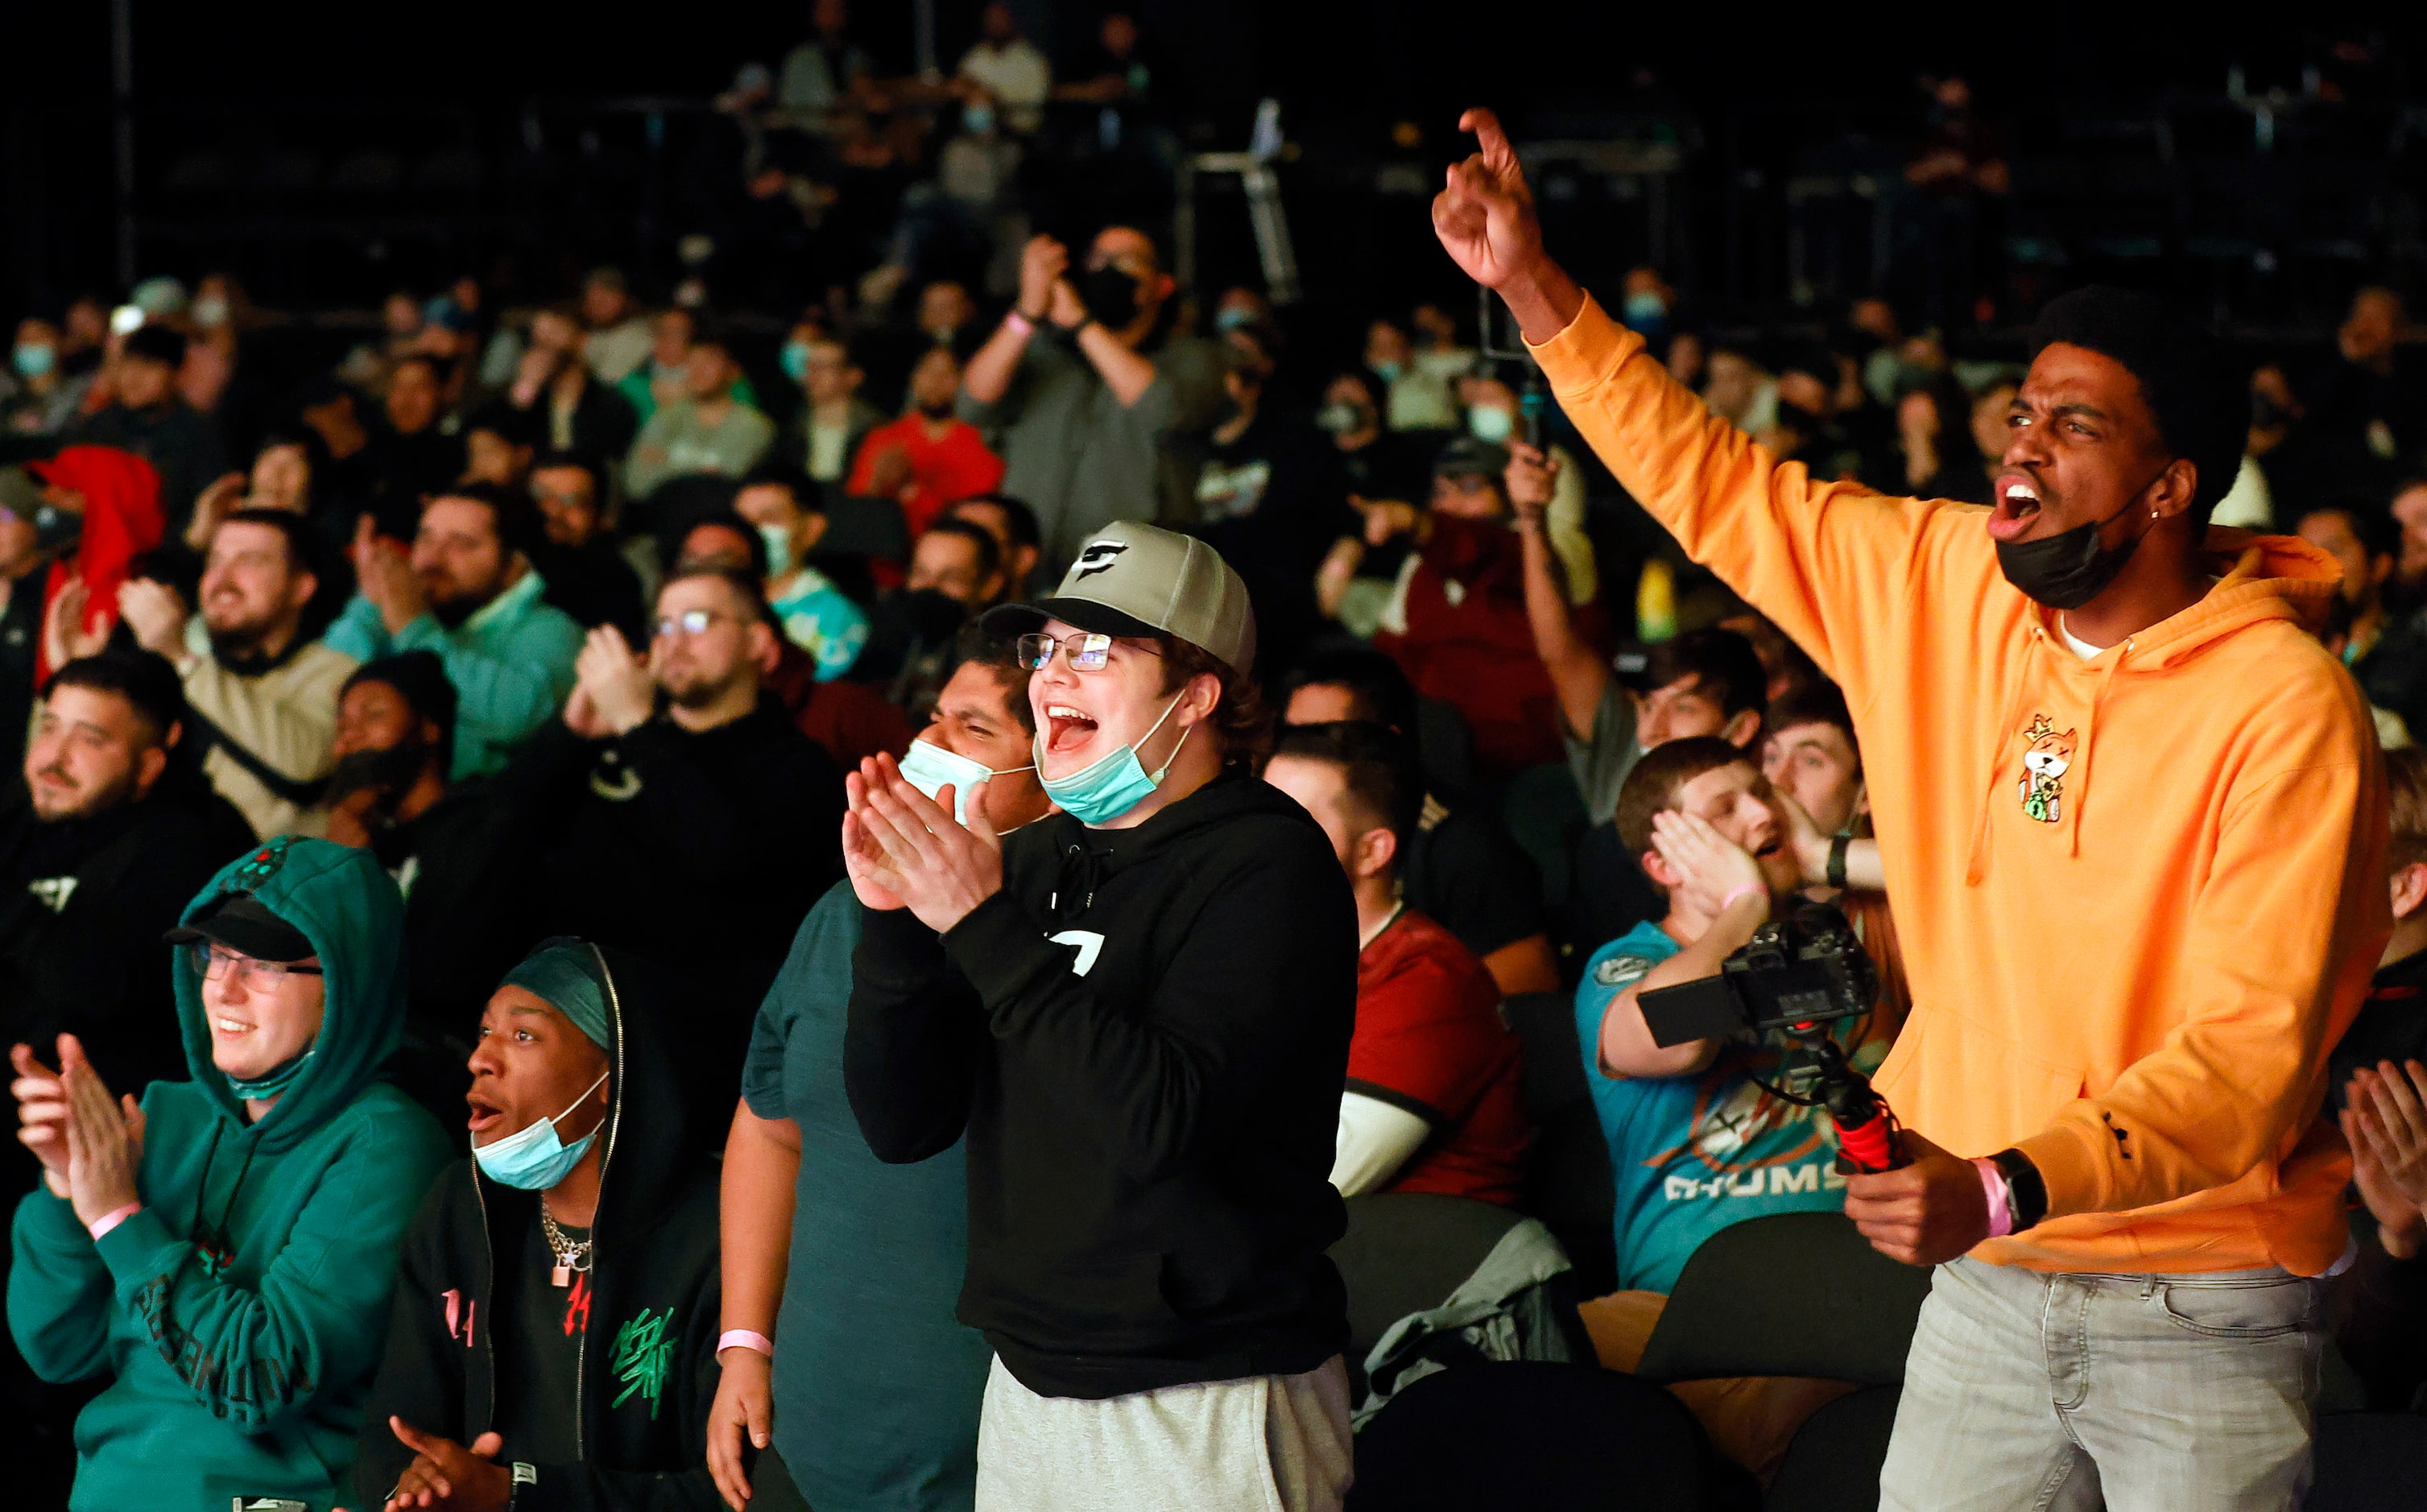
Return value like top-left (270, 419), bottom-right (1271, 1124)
top-left (181, 635), bottom-right (358, 840)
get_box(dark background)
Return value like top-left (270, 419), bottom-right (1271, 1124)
top-left (10, 4), bottom-right (2425, 328)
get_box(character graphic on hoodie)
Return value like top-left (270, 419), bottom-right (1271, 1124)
top-left (2018, 715), bottom-right (2075, 824)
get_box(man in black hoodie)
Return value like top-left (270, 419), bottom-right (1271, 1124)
top-left (355, 938), bottom-right (724, 1510)
top-left (0, 651), bottom-right (253, 1126)
top-left (844, 520), bottom-right (1357, 1509)
top-left (501, 568), bottom-right (843, 1130)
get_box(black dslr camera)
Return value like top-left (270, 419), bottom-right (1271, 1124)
top-left (1637, 903), bottom-right (1904, 1173)
top-left (1637, 903), bottom-right (1878, 1046)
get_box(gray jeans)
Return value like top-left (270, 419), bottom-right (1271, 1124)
top-left (1879, 1255), bottom-right (2324, 1511)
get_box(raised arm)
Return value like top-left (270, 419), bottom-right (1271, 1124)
top-left (962, 236), bottom-right (1065, 407)
top-left (1437, 109), bottom-right (1941, 701)
top-left (1510, 440), bottom-right (1606, 742)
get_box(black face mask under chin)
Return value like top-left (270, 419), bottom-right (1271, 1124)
top-left (1995, 496), bottom-right (2163, 611)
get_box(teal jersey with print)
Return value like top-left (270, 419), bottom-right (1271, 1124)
top-left (1573, 920), bottom-right (1883, 1294)
top-left (770, 566), bottom-right (870, 681)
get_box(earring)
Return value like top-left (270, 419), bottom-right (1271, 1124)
top-left (2152, 507), bottom-right (2160, 518)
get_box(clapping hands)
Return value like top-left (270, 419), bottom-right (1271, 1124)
top-left (841, 752), bottom-right (1003, 932)
top-left (1649, 808), bottom-right (1769, 923)
top-left (567, 626), bottom-right (655, 737)
top-left (10, 1036), bottom-right (143, 1222)
top-left (2343, 1060), bottom-right (2427, 1258)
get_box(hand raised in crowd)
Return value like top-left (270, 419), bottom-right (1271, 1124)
top-left (11, 1041), bottom-right (76, 1196)
top-left (507, 342), bottom-right (560, 408)
top-left (43, 576), bottom-right (107, 671)
top-left (1649, 808), bottom-right (1768, 922)
top-left (841, 752), bottom-right (1003, 932)
top-left (185, 471), bottom-right (250, 552)
top-left (354, 514), bottom-right (428, 634)
top-left (577, 625), bottom-right (657, 736)
top-left (2344, 1060), bottom-right (2427, 1258)
top-left (116, 578), bottom-right (190, 662)
top-left (1842, 1127), bottom-right (1991, 1266)
top-left (1045, 275), bottom-right (1087, 332)
top-left (706, 1349), bottom-right (774, 1510)
top-left (1433, 109), bottom-right (1545, 295)
top-left (1504, 440), bottom-right (1559, 527)
top-left (379, 1417), bottom-right (511, 1512)
top-left (1016, 234), bottom-right (1069, 322)
top-left (55, 1035), bottom-right (143, 1228)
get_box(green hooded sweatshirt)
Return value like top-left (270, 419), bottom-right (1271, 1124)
top-left (7, 837), bottom-right (453, 1512)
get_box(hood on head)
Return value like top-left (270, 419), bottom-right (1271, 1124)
top-left (173, 837), bottom-right (407, 1151)
top-left (469, 939), bottom-right (696, 1241)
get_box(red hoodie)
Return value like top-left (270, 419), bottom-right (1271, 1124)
top-left (27, 445), bottom-right (166, 681)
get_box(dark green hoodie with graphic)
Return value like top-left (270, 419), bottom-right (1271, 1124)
top-left (6, 837), bottom-right (453, 1512)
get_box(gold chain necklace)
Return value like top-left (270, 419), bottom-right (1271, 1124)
top-left (539, 1204), bottom-right (593, 1288)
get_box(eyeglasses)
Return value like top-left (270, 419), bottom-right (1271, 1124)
top-left (1017, 631), bottom-right (1129, 672)
top-left (188, 942), bottom-right (323, 989)
top-left (653, 609), bottom-right (736, 638)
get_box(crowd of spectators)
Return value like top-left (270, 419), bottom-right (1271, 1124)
top-left (3, 7), bottom-right (2427, 1508)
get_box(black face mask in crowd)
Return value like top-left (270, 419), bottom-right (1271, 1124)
top-left (1994, 508), bottom-right (2146, 611)
top-left (1078, 266), bottom-right (1144, 331)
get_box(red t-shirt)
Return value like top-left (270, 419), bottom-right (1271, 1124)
top-left (844, 414), bottom-right (1007, 539)
top-left (1350, 910), bottom-right (1531, 1207)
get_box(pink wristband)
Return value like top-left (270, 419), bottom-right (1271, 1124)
top-left (717, 1329), bottom-right (774, 1359)
top-left (87, 1201), bottom-right (142, 1241)
top-left (1973, 1158), bottom-right (2015, 1239)
top-left (1718, 884), bottom-right (1765, 914)
top-left (1003, 310), bottom-right (1036, 337)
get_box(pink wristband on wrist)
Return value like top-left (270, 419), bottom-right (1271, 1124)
top-left (87, 1202), bottom-right (142, 1241)
top-left (1718, 884), bottom-right (1766, 914)
top-left (1973, 1158), bottom-right (2015, 1239)
top-left (1003, 310), bottom-right (1036, 337)
top-left (717, 1329), bottom-right (774, 1359)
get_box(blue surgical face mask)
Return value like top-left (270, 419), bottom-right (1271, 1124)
top-left (1467, 405), bottom-right (1515, 444)
top-left (963, 102), bottom-right (996, 136)
top-left (12, 343), bottom-right (55, 380)
top-left (780, 341), bottom-right (812, 385)
top-left (1622, 290), bottom-right (1670, 329)
top-left (1371, 361), bottom-right (1404, 385)
top-left (758, 522), bottom-right (796, 577)
top-left (900, 734), bottom-right (1034, 824)
top-left (1215, 306), bottom-right (1258, 334)
top-left (1035, 692), bottom-right (1189, 825)
top-left (472, 1069), bottom-right (610, 1191)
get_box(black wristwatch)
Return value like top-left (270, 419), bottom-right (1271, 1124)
top-left (1826, 833), bottom-right (1852, 891)
top-left (1989, 1148), bottom-right (2049, 1233)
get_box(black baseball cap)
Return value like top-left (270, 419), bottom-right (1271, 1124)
top-left (166, 893), bottom-right (315, 963)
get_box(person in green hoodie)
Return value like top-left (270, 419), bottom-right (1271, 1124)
top-left (6, 835), bottom-right (453, 1512)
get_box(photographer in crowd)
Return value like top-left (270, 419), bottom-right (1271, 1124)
top-left (1439, 108), bottom-right (2385, 1506)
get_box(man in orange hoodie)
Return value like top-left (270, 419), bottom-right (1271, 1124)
top-left (1437, 110), bottom-right (2388, 1509)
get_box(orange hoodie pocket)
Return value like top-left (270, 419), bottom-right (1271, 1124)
top-left (1870, 1001), bottom-right (2086, 1157)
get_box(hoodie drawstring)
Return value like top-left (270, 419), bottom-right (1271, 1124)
top-left (2062, 645), bottom-right (2129, 859)
top-left (1965, 631), bottom-right (2041, 886)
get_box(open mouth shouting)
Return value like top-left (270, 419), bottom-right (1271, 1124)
top-left (1044, 703), bottom-right (1100, 757)
top-left (1989, 473), bottom-right (2047, 543)
top-left (466, 1090), bottom-right (506, 1136)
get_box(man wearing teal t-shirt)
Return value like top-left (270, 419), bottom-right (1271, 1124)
top-left (1573, 737), bottom-right (1895, 1293)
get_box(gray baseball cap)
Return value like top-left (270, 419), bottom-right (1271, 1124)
top-left (981, 519), bottom-right (1257, 673)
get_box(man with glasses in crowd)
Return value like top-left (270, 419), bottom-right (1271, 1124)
top-left (844, 522), bottom-right (1356, 1510)
top-left (498, 568), bottom-right (842, 1138)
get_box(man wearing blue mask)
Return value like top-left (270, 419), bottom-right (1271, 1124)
top-left (354, 939), bottom-right (725, 1512)
top-left (842, 520), bottom-right (1358, 1510)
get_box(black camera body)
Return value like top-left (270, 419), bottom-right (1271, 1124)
top-left (1637, 903), bottom-right (1877, 1050)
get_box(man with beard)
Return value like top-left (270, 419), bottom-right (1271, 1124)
top-left (0, 651), bottom-right (252, 1140)
top-left (498, 568), bottom-right (843, 1134)
top-left (844, 345), bottom-right (1004, 538)
top-left (329, 481), bottom-right (584, 778)
top-left (114, 510), bottom-right (355, 841)
top-left (1373, 436), bottom-right (1579, 783)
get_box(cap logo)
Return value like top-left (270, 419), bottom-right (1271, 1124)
top-left (227, 837), bottom-right (300, 891)
top-left (1073, 540), bottom-right (1129, 579)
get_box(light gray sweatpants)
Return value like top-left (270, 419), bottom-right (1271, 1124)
top-left (974, 1355), bottom-right (1354, 1512)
